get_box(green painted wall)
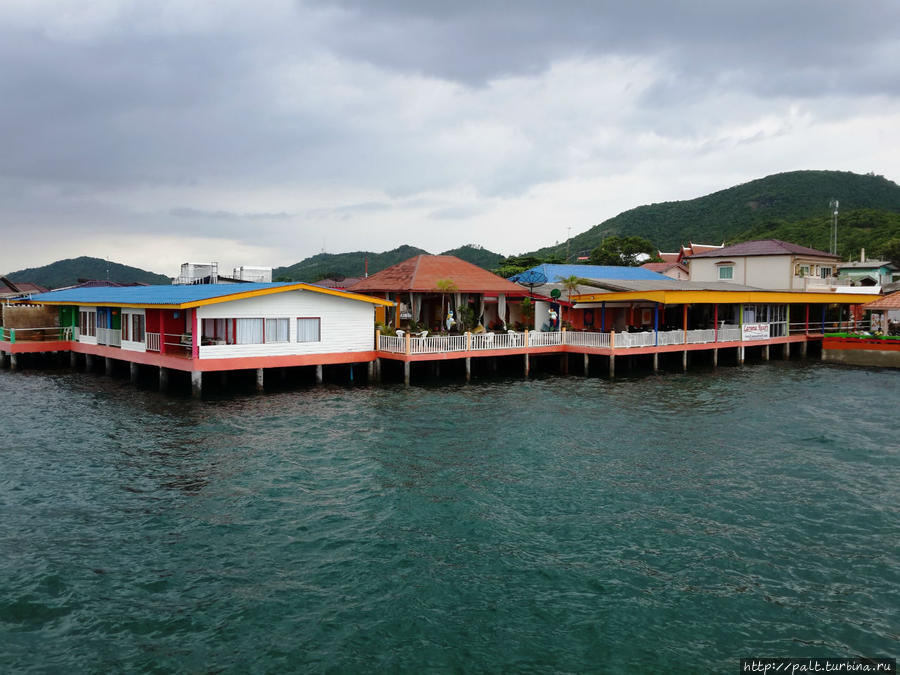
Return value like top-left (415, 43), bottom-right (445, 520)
top-left (59, 306), bottom-right (77, 327)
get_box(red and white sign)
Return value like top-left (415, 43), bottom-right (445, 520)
top-left (742, 323), bottom-right (770, 341)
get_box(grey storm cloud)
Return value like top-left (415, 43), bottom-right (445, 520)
top-left (312, 0), bottom-right (900, 95)
top-left (1, 0), bottom-right (899, 274)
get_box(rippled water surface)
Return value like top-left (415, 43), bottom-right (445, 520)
top-left (1, 362), bottom-right (898, 673)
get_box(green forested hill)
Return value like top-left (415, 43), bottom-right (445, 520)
top-left (530, 170), bottom-right (900, 259)
top-left (438, 245), bottom-right (504, 270)
top-left (734, 209), bottom-right (900, 261)
top-left (273, 244), bottom-right (504, 281)
top-left (273, 245), bottom-right (428, 281)
top-left (6, 256), bottom-right (171, 289)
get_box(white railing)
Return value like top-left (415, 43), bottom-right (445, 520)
top-left (615, 332), bottom-right (656, 348)
top-left (377, 322), bottom-right (800, 354)
top-left (96, 327), bottom-right (121, 347)
top-left (146, 332), bottom-right (161, 352)
top-left (528, 331), bottom-right (563, 347)
top-left (687, 329), bottom-right (717, 344)
top-left (410, 335), bottom-right (467, 354)
top-left (564, 331), bottom-right (611, 348)
top-left (656, 330), bottom-right (685, 346)
top-left (717, 325), bottom-right (742, 342)
top-left (380, 335), bottom-right (403, 353)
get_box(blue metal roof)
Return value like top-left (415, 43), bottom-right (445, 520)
top-left (27, 282), bottom-right (305, 306)
top-left (507, 264), bottom-right (674, 284)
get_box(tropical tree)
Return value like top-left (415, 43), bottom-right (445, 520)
top-left (435, 278), bottom-right (458, 331)
top-left (559, 275), bottom-right (584, 304)
top-left (589, 235), bottom-right (658, 266)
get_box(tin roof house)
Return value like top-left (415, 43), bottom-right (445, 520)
top-left (13, 282), bottom-right (392, 395)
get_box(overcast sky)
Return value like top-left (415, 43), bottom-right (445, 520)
top-left (2, 0), bottom-right (900, 276)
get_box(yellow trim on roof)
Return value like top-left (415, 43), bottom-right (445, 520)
top-left (179, 283), bottom-right (395, 308)
top-left (573, 289), bottom-right (881, 305)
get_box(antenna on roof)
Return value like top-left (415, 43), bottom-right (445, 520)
top-left (829, 199), bottom-right (839, 255)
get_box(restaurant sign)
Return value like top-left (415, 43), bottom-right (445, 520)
top-left (742, 323), bottom-right (770, 341)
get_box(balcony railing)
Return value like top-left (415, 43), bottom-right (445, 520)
top-left (0, 326), bottom-right (75, 342)
top-left (96, 327), bottom-right (121, 348)
top-left (146, 332), bottom-right (161, 352)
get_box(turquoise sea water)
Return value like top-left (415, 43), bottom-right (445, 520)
top-left (1, 362), bottom-right (898, 673)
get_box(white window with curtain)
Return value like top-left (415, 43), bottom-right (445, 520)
top-left (297, 317), bottom-right (321, 343)
top-left (265, 318), bottom-right (290, 343)
top-left (236, 318), bottom-right (264, 344)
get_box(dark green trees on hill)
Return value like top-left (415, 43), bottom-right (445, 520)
top-left (6, 256), bottom-right (171, 289)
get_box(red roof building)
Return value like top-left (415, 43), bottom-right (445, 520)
top-left (350, 255), bottom-right (522, 294)
top-left (349, 255), bottom-right (526, 332)
top-left (640, 261), bottom-right (690, 281)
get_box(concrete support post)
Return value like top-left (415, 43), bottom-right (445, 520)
top-left (375, 358), bottom-right (382, 383)
top-left (130, 362), bottom-right (139, 384)
top-left (255, 368), bottom-right (264, 392)
top-left (191, 371), bottom-right (202, 399)
top-left (465, 357), bottom-right (471, 382)
top-left (738, 346), bottom-right (745, 365)
top-left (9, 353), bottom-right (17, 370)
top-left (403, 361), bottom-right (410, 386)
top-left (763, 345), bottom-right (770, 361)
top-left (0, 351), bottom-right (7, 368)
top-left (315, 364), bottom-right (323, 385)
top-left (85, 354), bottom-right (94, 371)
top-left (70, 351), bottom-right (77, 369)
top-left (682, 350), bottom-right (688, 372)
top-left (105, 357), bottom-right (114, 376)
top-left (367, 361), bottom-right (375, 382)
top-left (783, 342), bottom-right (790, 359)
top-left (653, 352), bottom-right (659, 372)
top-left (524, 352), bottom-right (530, 378)
top-left (434, 361), bottom-right (440, 377)
top-left (561, 354), bottom-right (568, 375)
top-left (280, 368), bottom-right (288, 382)
top-left (713, 349), bottom-right (718, 368)
top-left (583, 353), bottom-right (589, 376)
top-left (159, 367), bottom-right (169, 391)
top-left (609, 354), bottom-right (615, 378)
top-left (801, 341), bottom-right (808, 358)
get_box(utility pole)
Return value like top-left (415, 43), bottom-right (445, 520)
top-left (829, 199), bottom-right (839, 255)
top-left (565, 226), bottom-right (571, 262)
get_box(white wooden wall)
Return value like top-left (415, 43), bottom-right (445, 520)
top-left (196, 289), bottom-right (376, 359)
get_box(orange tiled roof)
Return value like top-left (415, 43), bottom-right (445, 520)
top-left (864, 291), bottom-right (900, 310)
top-left (348, 255), bottom-right (524, 294)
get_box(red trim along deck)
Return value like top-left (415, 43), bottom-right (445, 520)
top-left (1, 339), bottom-right (378, 372)
top-left (376, 334), bottom-right (820, 362)
top-left (822, 336), bottom-right (900, 352)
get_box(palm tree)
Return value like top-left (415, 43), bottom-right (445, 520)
top-left (435, 279), bottom-right (458, 332)
top-left (560, 275), bottom-right (583, 304)
top-left (560, 275), bottom-right (584, 326)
